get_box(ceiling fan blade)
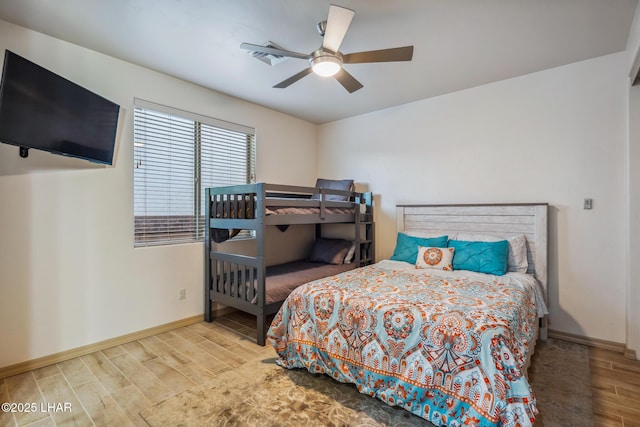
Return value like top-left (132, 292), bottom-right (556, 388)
top-left (240, 43), bottom-right (310, 60)
top-left (322, 5), bottom-right (355, 53)
top-left (343, 46), bottom-right (414, 64)
top-left (334, 68), bottom-right (363, 93)
top-left (273, 67), bottom-right (313, 89)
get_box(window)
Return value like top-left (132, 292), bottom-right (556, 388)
top-left (134, 99), bottom-right (255, 247)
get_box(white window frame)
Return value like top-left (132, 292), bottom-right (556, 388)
top-left (133, 99), bottom-right (255, 247)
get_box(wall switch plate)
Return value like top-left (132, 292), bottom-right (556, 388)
top-left (584, 198), bottom-right (593, 210)
top-left (179, 289), bottom-right (186, 300)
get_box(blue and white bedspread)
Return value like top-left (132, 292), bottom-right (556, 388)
top-left (267, 260), bottom-right (547, 427)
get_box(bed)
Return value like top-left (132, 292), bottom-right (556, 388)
top-left (267, 203), bottom-right (549, 426)
top-left (204, 181), bottom-right (375, 345)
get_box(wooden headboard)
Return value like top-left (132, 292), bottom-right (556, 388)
top-left (396, 203), bottom-right (549, 307)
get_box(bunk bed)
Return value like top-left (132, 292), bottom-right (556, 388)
top-left (204, 182), bottom-right (374, 345)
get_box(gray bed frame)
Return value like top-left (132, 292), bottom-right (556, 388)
top-left (204, 183), bottom-right (374, 345)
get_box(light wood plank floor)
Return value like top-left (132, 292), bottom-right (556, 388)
top-left (589, 346), bottom-right (640, 427)
top-left (1, 311), bottom-right (639, 426)
top-left (0, 312), bottom-right (274, 427)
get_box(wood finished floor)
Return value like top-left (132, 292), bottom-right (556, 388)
top-left (589, 346), bottom-right (640, 427)
top-left (1, 311), bottom-right (639, 426)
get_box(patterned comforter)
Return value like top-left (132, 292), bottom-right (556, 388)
top-left (267, 260), bottom-right (547, 427)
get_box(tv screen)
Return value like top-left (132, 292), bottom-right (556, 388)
top-left (0, 50), bottom-right (120, 165)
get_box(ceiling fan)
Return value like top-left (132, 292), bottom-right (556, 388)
top-left (240, 4), bottom-right (414, 93)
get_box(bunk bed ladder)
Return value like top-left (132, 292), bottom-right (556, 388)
top-left (355, 192), bottom-right (375, 267)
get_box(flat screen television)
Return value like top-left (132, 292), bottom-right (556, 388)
top-left (0, 50), bottom-right (120, 165)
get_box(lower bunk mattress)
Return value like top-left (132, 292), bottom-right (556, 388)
top-left (215, 260), bottom-right (355, 306)
top-left (267, 260), bottom-right (547, 426)
top-left (263, 261), bottom-right (355, 304)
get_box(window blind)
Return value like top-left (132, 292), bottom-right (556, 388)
top-left (134, 100), bottom-right (255, 247)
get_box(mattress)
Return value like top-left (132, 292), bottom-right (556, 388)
top-left (264, 261), bottom-right (355, 304)
top-left (210, 198), bottom-right (363, 243)
top-left (218, 260), bottom-right (356, 305)
top-left (267, 260), bottom-right (547, 426)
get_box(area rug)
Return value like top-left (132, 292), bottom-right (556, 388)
top-left (140, 338), bottom-right (592, 426)
top-left (527, 338), bottom-right (594, 426)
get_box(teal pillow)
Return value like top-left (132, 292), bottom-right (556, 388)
top-left (390, 233), bottom-right (448, 264)
top-left (448, 239), bottom-right (509, 275)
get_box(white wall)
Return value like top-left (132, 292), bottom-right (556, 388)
top-left (0, 20), bottom-right (318, 369)
top-left (318, 53), bottom-right (628, 344)
top-left (627, 87), bottom-right (640, 357)
top-left (625, 5), bottom-right (640, 357)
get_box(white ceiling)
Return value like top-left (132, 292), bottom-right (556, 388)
top-left (0, 0), bottom-right (637, 124)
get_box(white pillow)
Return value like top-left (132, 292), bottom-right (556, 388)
top-left (406, 231), bottom-right (457, 240)
top-left (415, 246), bottom-right (455, 271)
top-left (455, 233), bottom-right (528, 273)
top-left (343, 242), bottom-right (356, 263)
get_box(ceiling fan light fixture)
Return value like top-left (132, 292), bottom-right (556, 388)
top-left (311, 55), bottom-right (341, 77)
top-left (242, 5), bottom-right (413, 92)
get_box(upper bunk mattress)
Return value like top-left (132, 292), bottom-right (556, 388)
top-left (209, 198), bottom-right (364, 243)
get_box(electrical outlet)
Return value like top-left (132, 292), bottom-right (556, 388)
top-left (583, 198), bottom-right (593, 210)
top-left (179, 289), bottom-right (186, 300)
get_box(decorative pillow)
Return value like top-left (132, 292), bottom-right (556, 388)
top-left (310, 178), bottom-right (354, 202)
top-left (390, 233), bottom-right (448, 264)
top-left (309, 238), bottom-right (353, 265)
top-left (343, 242), bottom-right (356, 264)
top-left (416, 246), bottom-right (455, 271)
top-left (456, 233), bottom-right (528, 273)
top-left (447, 239), bottom-right (509, 275)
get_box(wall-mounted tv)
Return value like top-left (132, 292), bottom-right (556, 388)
top-left (0, 50), bottom-right (120, 165)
